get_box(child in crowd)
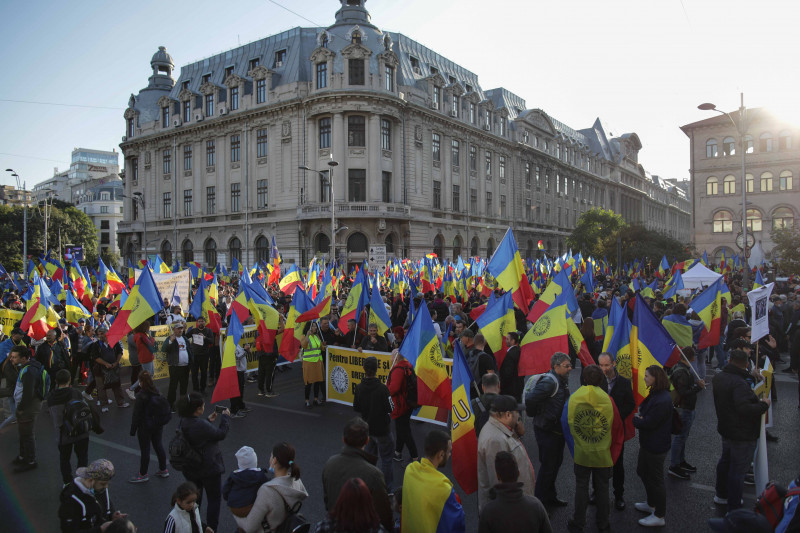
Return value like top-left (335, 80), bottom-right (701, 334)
top-left (223, 446), bottom-right (270, 517)
top-left (164, 481), bottom-right (211, 533)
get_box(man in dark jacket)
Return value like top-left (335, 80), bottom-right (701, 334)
top-left (712, 349), bottom-right (770, 510)
top-left (499, 332), bottom-right (523, 401)
top-left (187, 317), bottom-right (214, 394)
top-left (359, 323), bottom-right (390, 352)
top-left (321, 418), bottom-right (393, 531)
top-left (353, 356), bottom-right (395, 491)
top-left (525, 351), bottom-right (572, 507)
top-left (668, 347), bottom-right (705, 480)
top-left (478, 450), bottom-right (552, 533)
top-left (598, 352), bottom-right (635, 510)
top-left (163, 322), bottom-right (194, 411)
top-left (474, 373), bottom-right (501, 437)
top-left (37, 328), bottom-right (71, 379)
top-left (58, 458), bottom-right (123, 532)
top-left (12, 345), bottom-right (48, 472)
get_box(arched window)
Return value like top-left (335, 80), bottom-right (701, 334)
top-left (780, 170), bottom-right (793, 191)
top-left (347, 232), bottom-right (368, 253)
top-left (706, 176), bottom-right (718, 195)
top-left (385, 234), bottom-right (395, 255)
top-left (470, 237), bottom-right (480, 257)
top-left (759, 132), bottom-right (773, 152)
top-left (723, 175), bottom-right (736, 195)
top-left (772, 207), bottom-right (794, 229)
top-left (746, 209), bottom-right (762, 232)
top-left (761, 171), bottom-right (773, 192)
top-left (314, 233), bottom-right (330, 255)
top-left (229, 237), bottom-right (242, 263)
top-left (486, 238), bottom-right (496, 258)
top-left (255, 236), bottom-right (269, 263)
top-left (452, 236), bottom-right (462, 261)
top-left (433, 235), bottom-right (444, 259)
top-left (204, 238), bottom-right (217, 267)
top-left (746, 173), bottom-right (754, 192)
top-left (722, 136), bottom-right (736, 156)
top-left (182, 239), bottom-right (194, 263)
top-left (706, 138), bottom-right (718, 158)
top-left (713, 211), bottom-right (733, 233)
top-left (779, 130), bottom-right (792, 150)
top-left (744, 135), bottom-right (754, 153)
top-left (160, 240), bottom-right (172, 266)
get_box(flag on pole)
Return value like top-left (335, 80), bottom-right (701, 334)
top-left (630, 295), bottom-right (679, 404)
top-left (474, 291), bottom-right (515, 369)
top-left (212, 308), bottom-right (244, 404)
top-left (486, 228), bottom-right (535, 312)
top-left (690, 277), bottom-right (723, 349)
top-left (450, 341), bottom-right (478, 495)
top-left (368, 287), bottom-right (392, 335)
top-left (106, 267), bottom-right (164, 346)
top-left (398, 301), bottom-right (451, 410)
top-left (519, 291), bottom-right (570, 376)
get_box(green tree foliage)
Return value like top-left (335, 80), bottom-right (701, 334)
top-left (566, 208), bottom-right (628, 259)
top-left (771, 226), bottom-right (800, 275)
top-left (615, 225), bottom-right (695, 266)
top-left (0, 204), bottom-right (98, 273)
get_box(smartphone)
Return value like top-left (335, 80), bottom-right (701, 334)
top-left (214, 405), bottom-right (226, 414)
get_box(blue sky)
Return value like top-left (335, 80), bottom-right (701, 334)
top-left (2, 0), bottom-right (797, 188)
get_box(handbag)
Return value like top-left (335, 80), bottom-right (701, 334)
top-left (670, 407), bottom-right (684, 435)
top-left (103, 365), bottom-right (121, 385)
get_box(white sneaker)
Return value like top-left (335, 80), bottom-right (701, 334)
top-left (634, 502), bottom-right (655, 513)
top-left (101, 407), bottom-right (109, 413)
top-left (638, 514), bottom-right (665, 527)
top-left (126, 389), bottom-right (136, 400)
top-left (82, 392), bottom-right (93, 401)
top-left (713, 495), bottom-right (728, 505)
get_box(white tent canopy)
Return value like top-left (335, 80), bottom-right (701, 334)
top-left (682, 263), bottom-right (723, 289)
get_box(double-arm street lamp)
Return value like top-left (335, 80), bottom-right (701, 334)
top-left (299, 159), bottom-right (340, 265)
top-left (5, 169), bottom-right (28, 276)
top-left (698, 93), bottom-right (749, 288)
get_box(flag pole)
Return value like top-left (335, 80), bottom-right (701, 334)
top-left (674, 344), bottom-right (703, 382)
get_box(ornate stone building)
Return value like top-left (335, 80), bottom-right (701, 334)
top-left (681, 109), bottom-right (799, 262)
top-left (118, 0), bottom-right (690, 269)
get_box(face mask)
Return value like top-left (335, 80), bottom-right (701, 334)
top-left (268, 466), bottom-right (275, 475)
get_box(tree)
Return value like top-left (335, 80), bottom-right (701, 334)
top-left (613, 225), bottom-right (695, 267)
top-left (567, 208), bottom-right (627, 259)
top-left (771, 226), bottom-right (800, 275)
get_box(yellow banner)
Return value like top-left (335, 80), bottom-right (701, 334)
top-left (0, 309), bottom-right (24, 336)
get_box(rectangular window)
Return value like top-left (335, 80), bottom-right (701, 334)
top-left (384, 65), bottom-right (394, 91)
top-left (556, 174), bottom-right (561, 194)
top-left (381, 119), bottom-right (391, 150)
top-left (230, 86), bottom-right (239, 110)
top-left (535, 165), bottom-right (540, 188)
top-left (761, 175), bottom-right (773, 191)
top-left (183, 189), bottom-right (192, 216)
top-left (183, 145), bottom-right (192, 171)
top-left (205, 93), bottom-right (214, 116)
top-left (500, 195), bottom-right (506, 217)
top-left (163, 192), bottom-right (172, 218)
top-left (100, 206), bottom-right (108, 214)
top-left (131, 158), bottom-right (138, 183)
top-left (526, 198), bottom-right (532, 221)
top-left (452, 95), bottom-right (458, 117)
top-left (316, 62), bottom-right (327, 89)
top-left (470, 188), bottom-right (477, 213)
top-left (485, 150), bottom-right (492, 177)
top-left (183, 100), bottom-right (191, 122)
top-left (486, 192), bottom-right (493, 215)
top-left (163, 149), bottom-right (171, 175)
top-left (132, 199), bottom-right (138, 220)
top-left (230, 134), bottom-right (241, 163)
top-left (249, 58), bottom-right (260, 70)
top-left (452, 184), bottom-right (460, 212)
top-left (101, 220), bottom-right (110, 230)
top-left (433, 181), bottom-right (441, 209)
top-left (469, 145), bottom-right (477, 170)
top-left (382, 171), bottom-right (392, 203)
top-left (256, 79), bottom-right (266, 103)
top-left (469, 102), bottom-right (475, 124)
top-left (545, 170), bottom-right (551, 193)
top-left (231, 183), bottom-right (240, 212)
top-left (349, 59), bottom-right (365, 85)
top-left (348, 116), bottom-right (365, 146)
top-left (162, 106), bottom-right (170, 128)
top-left (499, 156), bottom-right (506, 180)
top-left (348, 169), bottom-right (366, 202)
top-left (257, 179), bottom-right (268, 208)
top-left (484, 110), bottom-right (491, 129)
top-left (225, 66), bottom-right (234, 78)
top-left (126, 118), bottom-right (134, 138)
top-left (101, 232), bottom-right (109, 244)
top-left (319, 118), bottom-right (331, 149)
top-left (433, 86), bottom-right (441, 110)
top-left (432, 133), bottom-right (441, 162)
top-left (500, 117), bottom-right (506, 136)
top-left (451, 140), bottom-right (460, 167)
top-left (206, 140), bottom-right (216, 167)
top-left (525, 162), bottom-right (531, 187)
top-left (257, 128), bottom-right (268, 158)
top-left (274, 49), bottom-right (286, 67)
top-left (746, 174), bottom-right (754, 193)
top-left (320, 172), bottom-right (330, 202)
top-left (206, 186), bottom-right (216, 214)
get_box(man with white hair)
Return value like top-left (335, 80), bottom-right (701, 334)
top-left (163, 322), bottom-right (193, 412)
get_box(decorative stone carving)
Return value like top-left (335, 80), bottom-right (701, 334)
top-left (341, 43), bottom-right (372, 59)
top-left (383, 34), bottom-right (393, 51)
top-left (178, 88), bottom-right (194, 101)
top-left (309, 47), bottom-right (335, 63)
top-left (317, 30), bottom-right (330, 48)
top-left (248, 65), bottom-right (272, 80)
top-left (198, 82), bottom-right (216, 96)
top-left (377, 50), bottom-right (398, 67)
top-left (128, 94), bottom-right (136, 108)
top-left (157, 95), bottom-right (172, 108)
top-left (526, 110), bottom-right (555, 134)
top-left (223, 74), bottom-right (243, 88)
top-left (123, 108), bottom-right (136, 120)
top-left (144, 151), bottom-right (151, 166)
top-left (345, 25), bottom-right (367, 43)
top-left (281, 121), bottom-right (291, 138)
top-left (414, 125), bottom-right (423, 142)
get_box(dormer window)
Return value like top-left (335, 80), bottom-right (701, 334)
top-left (465, 84), bottom-right (473, 93)
top-left (410, 56), bottom-right (420, 74)
top-left (249, 58), bottom-right (260, 70)
top-left (225, 66), bottom-right (234, 78)
top-left (484, 110), bottom-right (491, 127)
top-left (433, 86), bottom-right (441, 110)
top-left (351, 30), bottom-right (361, 45)
top-left (274, 49), bottom-right (286, 68)
top-left (126, 118), bottom-right (134, 138)
top-left (430, 66), bottom-right (438, 75)
top-left (181, 80), bottom-right (189, 91)
top-left (202, 74), bottom-right (210, 84)
top-left (449, 76), bottom-right (456, 84)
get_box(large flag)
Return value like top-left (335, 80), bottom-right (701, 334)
top-left (212, 308), bottom-right (244, 404)
top-left (279, 288), bottom-right (314, 362)
top-left (368, 287), bottom-right (392, 336)
top-left (630, 295), bottom-right (679, 404)
top-left (99, 259), bottom-right (125, 295)
top-left (561, 385), bottom-right (624, 467)
top-left (295, 292), bottom-right (332, 324)
top-left (450, 342), bottom-right (478, 495)
top-left (519, 291), bottom-right (570, 376)
top-left (690, 277), bottom-right (723, 349)
top-left (605, 304), bottom-right (633, 380)
top-left (106, 267), bottom-right (164, 346)
top-left (486, 228), bottom-right (534, 312)
top-left (399, 301), bottom-right (450, 410)
top-left (278, 264), bottom-right (303, 295)
top-left (566, 318), bottom-right (595, 369)
top-left (242, 283), bottom-right (280, 348)
top-left (474, 291), bottom-right (515, 369)
top-left (339, 267), bottom-right (370, 334)
top-left (601, 297), bottom-right (624, 353)
top-left (661, 313), bottom-right (694, 348)
top-left (65, 291), bottom-right (91, 326)
top-left (20, 297), bottom-right (59, 340)
top-left (189, 277), bottom-right (221, 333)
top-left (526, 269), bottom-right (571, 324)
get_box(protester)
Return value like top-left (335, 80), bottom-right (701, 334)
top-left (130, 320), bottom-right (155, 392)
top-left (58, 459), bottom-right (125, 532)
top-left (0, 342), bottom-right (22, 430)
top-left (473, 372), bottom-right (500, 437)
top-left (256, 318), bottom-right (281, 397)
top-left (164, 322), bottom-right (194, 411)
top-left (128, 370), bottom-right (170, 483)
top-left (321, 418), bottom-right (393, 531)
top-left (164, 481), bottom-right (213, 533)
top-left (230, 341), bottom-right (251, 418)
top-left (401, 429), bottom-right (465, 533)
top-left (359, 323), bottom-right (390, 352)
top-left (12, 344), bottom-right (47, 473)
top-left (668, 347), bottom-right (705, 480)
top-left (386, 349), bottom-right (419, 462)
top-left (86, 327), bottom-right (129, 413)
top-left (353, 355), bottom-right (395, 492)
top-left (498, 332), bottom-right (523, 401)
top-left (632, 365), bottom-right (673, 527)
top-left (223, 446), bottom-right (269, 518)
top-left (234, 442), bottom-right (309, 533)
top-left (314, 477), bottom-right (388, 533)
top-left (124, 330), bottom-right (140, 400)
top-left (176, 391), bottom-right (230, 531)
top-left (187, 317), bottom-right (214, 395)
top-left (37, 328), bottom-right (70, 380)
top-left (301, 321), bottom-right (326, 408)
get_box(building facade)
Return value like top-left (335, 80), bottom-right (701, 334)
top-left (0, 185), bottom-right (32, 206)
top-left (681, 109), bottom-right (799, 263)
top-left (118, 0), bottom-right (690, 269)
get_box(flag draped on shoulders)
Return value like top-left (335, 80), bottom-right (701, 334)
top-left (561, 385), bottom-right (624, 468)
top-left (401, 457), bottom-right (466, 533)
top-left (399, 302), bottom-right (450, 410)
top-left (450, 342), bottom-right (478, 495)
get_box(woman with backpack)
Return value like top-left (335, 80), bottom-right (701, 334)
top-left (175, 391), bottom-right (230, 533)
top-left (387, 349), bottom-right (418, 462)
top-left (129, 371), bottom-right (170, 483)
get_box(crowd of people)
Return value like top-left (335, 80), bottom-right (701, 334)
top-left (1, 264), bottom-right (800, 532)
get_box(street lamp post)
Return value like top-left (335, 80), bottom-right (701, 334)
top-left (6, 169), bottom-right (28, 276)
top-left (123, 192), bottom-right (147, 262)
top-left (299, 161), bottom-right (339, 266)
top-left (698, 93), bottom-right (749, 289)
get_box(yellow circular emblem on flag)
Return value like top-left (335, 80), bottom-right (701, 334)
top-left (574, 407), bottom-right (610, 444)
top-left (533, 315), bottom-right (551, 336)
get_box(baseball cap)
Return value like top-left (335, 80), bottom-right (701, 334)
top-left (76, 459), bottom-right (115, 481)
top-left (490, 394), bottom-right (525, 413)
top-left (707, 509), bottom-right (772, 533)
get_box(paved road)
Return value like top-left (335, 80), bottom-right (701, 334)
top-left (1, 361), bottom-right (798, 533)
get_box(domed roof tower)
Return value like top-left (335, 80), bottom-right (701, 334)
top-left (330, 0), bottom-right (377, 31)
top-left (148, 46), bottom-right (175, 90)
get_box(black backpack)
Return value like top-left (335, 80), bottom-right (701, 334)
top-left (147, 394), bottom-right (172, 427)
top-left (62, 398), bottom-right (93, 438)
top-left (168, 420), bottom-right (204, 472)
top-left (404, 365), bottom-right (419, 410)
top-left (263, 487), bottom-right (309, 533)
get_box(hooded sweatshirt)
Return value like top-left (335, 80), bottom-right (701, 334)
top-left (223, 468), bottom-right (270, 511)
top-left (353, 376), bottom-right (392, 437)
top-left (233, 475), bottom-right (308, 533)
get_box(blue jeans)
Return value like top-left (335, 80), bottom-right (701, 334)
top-left (365, 432), bottom-right (395, 492)
top-left (670, 408), bottom-right (696, 467)
top-left (692, 350), bottom-right (707, 381)
top-left (714, 337), bottom-right (728, 369)
top-left (0, 397), bottom-right (16, 430)
top-left (715, 438), bottom-right (757, 510)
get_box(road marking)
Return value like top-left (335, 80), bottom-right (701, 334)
top-left (90, 435), bottom-right (158, 461)
top-left (690, 482), bottom-right (756, 496)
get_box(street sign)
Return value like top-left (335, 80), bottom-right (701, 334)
top-left (368, 245), bottom-right (386, 270)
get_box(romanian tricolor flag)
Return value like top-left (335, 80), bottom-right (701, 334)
top-left (691, 277), bottom-right (723, 349)
top-left (486, 228), bottom-right (534, 312)
top-left (279, 288), bottom-right (314, 362)
top-left (630, 295), bottom-right (679, 404)
top-left (106, 267), bottom-right (164, 346)
top-left (526, 269), bottom-right (570, 324)
top-left (278, 264), bottom-right (304, 295)
top-left (20, 297), bottom-right (59, 340)
top-left (602, 297), bottom-right (624, 353)
top-left (295, 292), bottom-right (332, 324)
top-left (561, 384), bottom-right (624, 468)
top-left (567, 318), bottom-right (595, 369)
top-left (99, 259), bottom-right (126, 295)
top-left (401, 458), bottom-right (465, 533)
top-left (605, 306), bottom-right (633, 380)
top-left (368, 286), bottom-right (391, 335)
top-left (153, 255), bottom-right (171, 273)
top-left (520, 291), bottom-right (570, 375)
top-left (474, 291), bottom-right (515, 369)
top-left (661, 313), bottom-right (694, 348)
top-left (339, 268), bottom-right (370, 334)
top-left (657, 256), bottom-right (669, 279)
top-left (450, 342), bottom-right (478, 495)
top-left (212, 308), bottom-right (244, 404)
top-left (189, 277), bottom-right (221, 333)
top-left (753, 269), bottom-right (764, 289)
top-left (398, 301), bottom-right (450, 410)
top-left (66, 291), bottom-right (91, 326)
top-left (242, 283), bottom-right (279, 347)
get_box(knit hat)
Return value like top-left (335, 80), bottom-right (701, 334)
top-left (235, 446), bottom-right (258, 470)
top-left (76, 459), bottom-right (115, 481)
